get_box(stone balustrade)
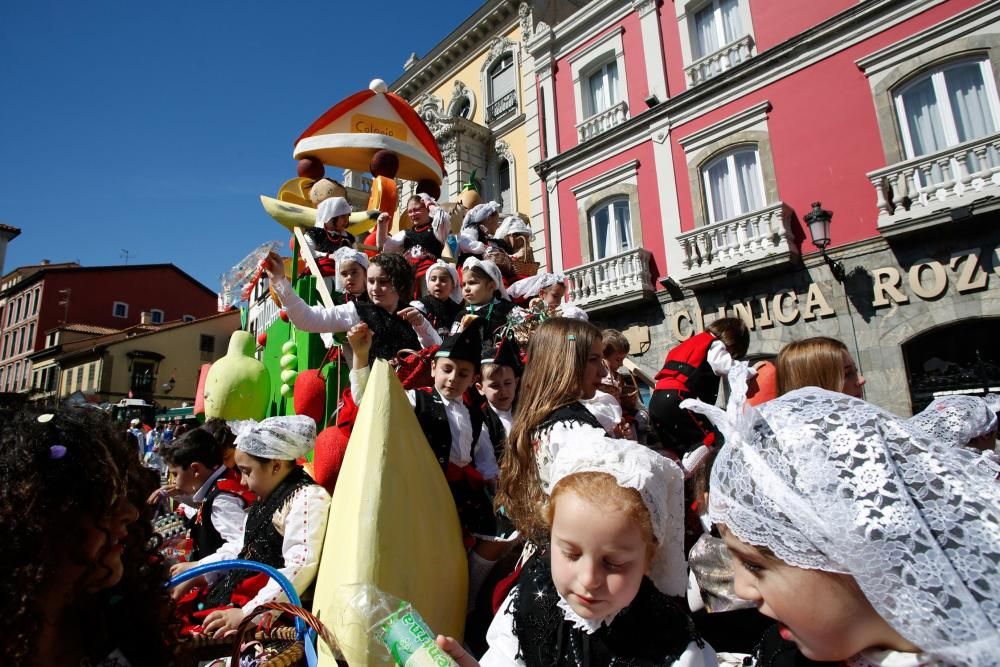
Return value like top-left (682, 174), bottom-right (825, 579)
top-left (676, 202), bottom-right (796, 283)
top-left (867, 131), bottom-right (1000, 230)
top-left (565, 248), bottom-right (654, 310)
top-left (576, 101), bottom-right (629, 142)
top-left (686, 35), bottom-right (754, 86)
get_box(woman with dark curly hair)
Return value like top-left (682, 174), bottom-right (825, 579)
top-left (0, 404), bottom-right (176, 666)
top-left (264, 250), bottom-right (442, 363)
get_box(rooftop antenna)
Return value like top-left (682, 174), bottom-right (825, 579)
top-left (120, 248), bottom-right (135, 265)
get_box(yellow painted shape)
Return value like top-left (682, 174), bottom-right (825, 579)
top-left (260, 196), bottom-right (378, 236)
top-left (312, 360), bottom-right (467, 666)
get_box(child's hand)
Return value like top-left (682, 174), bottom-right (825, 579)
top-left (202, 607), bottom-right (245, 638)
top-left (170, 560), bottom-right (198, 577)
top-left (262, 251), bottom-right (286, 282)
top-left (169, 574), bottom-right (204, 601)
top-left (435, 636), bottom-right (480, 667)
top-left (346, 323), bottom-right (372, 354)
top-left (396, 306), bottom-right (426, 327)
top-left (377, 212), bottom-right (391, 228)
top-left (146, 484), bottom-right (178, 505)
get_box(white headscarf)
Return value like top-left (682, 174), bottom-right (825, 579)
top-left (546, 435), bottom-right (687, 598)
top-left (494, 215), bottom-right (534, 240)
top-left (315, 197), bottom-right (352, 227)
top-left (229, 415), bottom-right (316, 460)
top-left (425, 259), bottom-right (461, 303)
top-left (907, 395), bottom-right (998, 448)
top-left (462, 201), bottom-right (501, 229)
top-left (507, 272), bottom-right (565, 300)
top-left (332, 247), bottom-right (369, 291)
top-left (684, 369), bottom-right (1000, 666)
top-left (462, 256), bottom-right (508, 300)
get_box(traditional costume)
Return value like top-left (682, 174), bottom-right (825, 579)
top-left (686, 368), bottom-right (1000, 666)
top-left (457, 202), bottom-right (512, 270)
top-left (188, 464), bottom-right (254, 562)
top-left (381, 195), bottom-right (450, 294)
top-left (182, 416), bottom-right (330, 626)
top-left (480, 437), bottom-right (715, 666)
top-left (479, 336), bottom-right (523, 463)
top-left (302, 197), bottom-right (356, 277)
top-left (907, 394), bottom-right (1000, 479)
top-left (507, 272), bottom-right (588, 320)
top-left (459, 257), bottom-right (521, 343)
top-left (410, 259), bottom-right (463, 337)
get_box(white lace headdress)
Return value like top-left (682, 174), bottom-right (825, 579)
top-left (907, 394), bottom-right (998, 448)
top-left (462, 256), bottom-right (508, 300)
top-left (545, 435), bottom-right (687, 597)
top-left (507, 272), bottom-right (564, 300)
top-left (425, 259), bottom-right (462, 303)
top-left (229, 415), bottom-right (316, 461)
top-left (683, 372), bottom-right (1000, 666)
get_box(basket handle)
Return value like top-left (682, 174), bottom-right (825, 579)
top-left (230, 601), bottom-right (338, 665)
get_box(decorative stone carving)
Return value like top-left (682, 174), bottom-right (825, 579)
top-left (518, 2), bottom-right (533, 39)
top-left (631, 0), bottom-right (658, 18)
top-left (447, 80), bottom-right (476, 119)
top-left (495, 139), bottom-right (513, 161)
top-left (483, 36), bottom-right (515, 72)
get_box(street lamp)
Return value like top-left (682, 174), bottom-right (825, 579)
top-left (804, 202), bottom-right (846, 282)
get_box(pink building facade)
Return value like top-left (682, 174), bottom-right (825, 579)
top-left (526, 0), bottom-right (1000, 415)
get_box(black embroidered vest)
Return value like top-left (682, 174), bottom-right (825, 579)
top-left (511, 556), bottom-right (703, 667)
top-left (403, 225), bottom-right (444, 257)
top-left (481, 402), bottom-right (509, 463)
top-left (355, 302), bottom-right (421, 363)
top-left (412, 388), bottom-right (484, 472)
top-left (304, 227), bottom-right (355, 255)
top-left (419, 295), bottom-right (462, 337)
top-left (467, 299), bottom-right (515, 342)
top-left (537, 402), bottom-right (604, 434)
top-left (190, 471), bottom-right (247, 562)
top-left (205, 467), bottom-right (314, 607)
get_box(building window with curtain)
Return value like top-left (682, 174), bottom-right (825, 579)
top-left (150, 309), bottom-right (164, 324)
top-left (701, 146), bottom-right (766, 223)
top-left (894, 58), bottom-right (1000, 163)
top-left (587, 61), bottom-right (620, 118)
top-left (487, 52), bottom-right (517, 122)
top-left (589, 198), bottom-right (633, 260)
top-left (693, 0), bottom-right (743, 59)
top-left (498, 159), bottom-right (512, 212)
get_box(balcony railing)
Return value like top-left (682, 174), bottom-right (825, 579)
top-left (867, 131), bottom-right (1000, 232)
top-left (577, 101), bottom-right (629, 142)
top-left (676, 202), bottom-right (796, 284)
top-left (487, 90), bottom-right (518, 123)
top-left (686, 35), bottom-right (754, 86)
top-left (565, 248), bottom-right (654, 310)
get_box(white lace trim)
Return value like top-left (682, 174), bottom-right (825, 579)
top-left (555, 594), bottom-right (620, 634)
top-left (846, 650), bottom-right (928, 666)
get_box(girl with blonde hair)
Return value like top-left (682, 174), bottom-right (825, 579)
top-left (775, 336), bottom-right (865, 398)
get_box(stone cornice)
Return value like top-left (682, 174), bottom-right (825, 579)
top-left (535, 0), bottom-right (942, 178)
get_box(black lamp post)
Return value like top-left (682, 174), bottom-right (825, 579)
top-left (804, 202), bottom-right (846, 282)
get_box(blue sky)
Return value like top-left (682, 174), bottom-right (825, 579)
top-left (0, 1), bottom-right (483, 291)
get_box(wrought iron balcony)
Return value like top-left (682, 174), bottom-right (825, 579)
top-left (576, 101), bottom-right (629, 142)
top-left (685, 35), bottom-right (754, 86)
top-left (867, 131), bottom-right (1000, 235)
top-left (564, 248), bottom-right (655, 311)
top-left (487, 90), bottom-right (517, 123)
top-left (675, 202), bottom-right (797, 286)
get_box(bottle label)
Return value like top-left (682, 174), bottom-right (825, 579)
top-left (381, 607), bottom-right (456, 666)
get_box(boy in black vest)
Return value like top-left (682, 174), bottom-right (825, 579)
top-left (476, 336), bottom-right (523, 464)
top-left (162, 428), bottom-right (253, 566)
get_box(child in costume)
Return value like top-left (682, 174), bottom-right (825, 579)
top-left (349, 321), bottom-right (508, 609)
top-left (172, 415), bottom-right (331, 638)
top-left (438, 436), bottom-right (716, 666)
top-left (377, 194), bottom-right (451, 293)
top-left (684, 367), bottom-right (1000, 665)
top-left (649, 317), bottom-right (751, 463)
top-left (460, 257), bottom-right (521, 342)
top-left (303, 196), bottom-right (356, 277)
top-left (508, 272), bottom-right (589, 320)
top-left (264, 250), bottom-right (441, 363)
top-left (907, 394), bottom-right (1000, 478)
top-left (476, 336), bottom-right (523, 464)
top-left (331, 246), bottom-right (369, 303)
top-left (161, 428), bottom-right (253, 565)
top-left (775, 336), bottom-right (866, 398)
top-left (410, 258), bottom-right (463, 337)
top-left (458, 202), bottom-right (517, 279)
top-left (0, 405), bottom-right (175, 666)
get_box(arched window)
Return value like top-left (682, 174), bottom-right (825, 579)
top-left (498, 159), bottom-right (512, 212)
top-left (701, 146), bottom-right (764, 223)
top-left (589, 198), bottom-right (632, 259)
top-left (894, 58), bottom-right (1000, 159)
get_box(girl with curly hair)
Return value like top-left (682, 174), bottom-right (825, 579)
top-left (0, 405), bottom-right (176, 666)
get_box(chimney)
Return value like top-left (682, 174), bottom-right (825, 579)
top-left (39, 259), bottom-right (50, 265)
top-left (140, 311), bottom-right (152, 325)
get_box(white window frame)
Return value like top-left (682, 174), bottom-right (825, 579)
top-left (112, 301), bottom-right (129, 319)
top-left (586, 60), bottom-right (620, 118)
top-left (589, 198), bottom-right (634, 260)
top-left (570, 27), bottom-right (630, 127)
top-left (701, 146), bottom-right (767, 224)
top-left (894, 58), bottom-right (1000, 159)
top-left (150, 309), bottom-right (165, 324)
top-left (691, 0), bottom-right (742, 60)
top-left (182, 314), bottom-right (196, 322)
top-left (480, 37), bottom-right (522, 130)
top-left (676, 0), bottom-right (755, 74)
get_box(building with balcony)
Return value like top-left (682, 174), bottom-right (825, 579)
top-left (528, 0), bottom-right (1000, 416)
top-left (0, 262), bottom-right (219, 395)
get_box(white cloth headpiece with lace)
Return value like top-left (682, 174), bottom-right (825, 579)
top-left (507, 272), bottom-right (565, 300)
top-left (494, 215), bottom-right (534, 240)
top-left (229, 415), bottom-right (316, 461)
top-left (462, 201), bottom-right (502, 228)
top-left (315, 196), bottom-right (351, 227)
top-left (682, 370), bottom-right (1000, 666)
top-left (425, 259), bottom-right (462, 304)
top-left (462, 256), bottom-right (508, 300)
top-left (545, 435), bottom-right (687, 598)
top-left (907, 394), bottom-right (998, 447)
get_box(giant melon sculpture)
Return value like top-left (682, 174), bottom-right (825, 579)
top-left (202, 330), bottom-right (271, 420)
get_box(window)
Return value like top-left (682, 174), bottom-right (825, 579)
top-left (32, 288), bottom-right (39, 315)
top-left (14, 299), bottom-right (21, 323)
top-left (702, 147), bottom-right (765, 223)
top-left (23, 292), bottom-right (31, 318)
top-left (693, 0), bottom-right (742, 59)
top-left (895, 59), bottom-right (1000, 159)
top-left (87, 363), bottom-right (96, 390)
top-left (0, 367), bottom-right (4, 391)
top-left (150, 309), bottom-right (165, 324)
top-left (13, 362), bottom-right (20, 391)
top-left (589, 199), bottom-right (633, 259)
top-left (75, 366), bottom-right (83, 392)
top-left (199, 335), bottom-right (215, 354)
top-left (182, 314), bottom-right (195, 322)
top-left (17, 327), bottom-right (25, 355)
top-left (113, 301), bottom-right (128, 318)
top-left (453, 97), bottom-right (472, 119)
top-left (130, 361), bottom-right (154, 395)
top-left (5, 304), bottom-right (11, 326)
top-left (498, 159), bottom-right (512, 213)
top-left (46, 368), bottom-right (56, 391)
top-left (587, 61), bottom-right (620, 117)
top-left (32, 370), bottom-right (39, 390)
top-left (26, 323), bottom-right (33, 353)
top-left (487, 52), bottom-right (517, 122)
top-left (2, 334), bottom-right (7, 359)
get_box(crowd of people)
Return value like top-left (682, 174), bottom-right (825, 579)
top-left (2, 192), bottom-right (998, 666)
